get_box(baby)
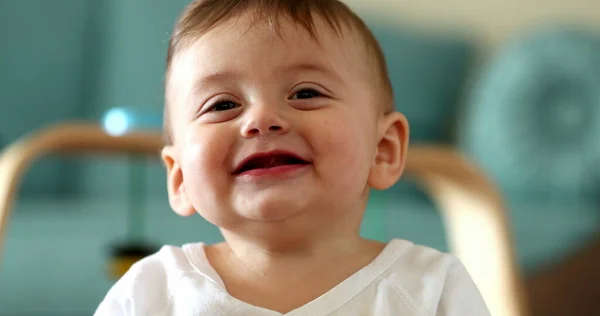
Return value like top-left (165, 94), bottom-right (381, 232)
top-left (95, 0), bottom-right (490, 315)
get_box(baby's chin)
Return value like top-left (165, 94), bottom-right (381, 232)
top-left (197, 186), bottom-right (357, 235)
top-left (233, 194), bottom-right (311, 223)
top-left (192, 196), bottom-right (310, 227)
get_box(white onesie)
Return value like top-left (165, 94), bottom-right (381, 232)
top-left (95, 239), bottom-right (490, 315)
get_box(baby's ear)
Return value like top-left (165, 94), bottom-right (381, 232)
top-left (161, 146), bottom-right (196, 217)
top-left (368, 112), bottom-right (410, 190)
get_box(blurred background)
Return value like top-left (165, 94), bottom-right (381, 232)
top-left (1, 0), bottom-right (599, 315)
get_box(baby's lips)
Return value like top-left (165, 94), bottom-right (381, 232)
top-left (232, 149), bottom-right (310, 174)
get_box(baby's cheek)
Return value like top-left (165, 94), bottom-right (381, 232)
top-left (320, 119), bottom-right (372, 189)
top-left (181, 128), bottom-right (230, 202)
top-left (183, 127), bottom-right (228, 171)
top-left (180, 135), bottom-right (237, 226)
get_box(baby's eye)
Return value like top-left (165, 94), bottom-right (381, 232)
top-left (291, 89), bottom-right (323, 100)
top-left (209, 100), bottom-right (240, 112)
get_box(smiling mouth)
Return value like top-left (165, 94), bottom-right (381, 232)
top-left (233, 151), bottom-right (310, 175)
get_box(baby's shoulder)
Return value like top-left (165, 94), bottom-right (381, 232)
top-left (95, 243), bottom-right (209, 315)
top-left (121, 244), bottom-right (198, 286)
top-left (377, 240), bottom-right (483, 314)
top-left (387, 239), bottom-right (463, 279)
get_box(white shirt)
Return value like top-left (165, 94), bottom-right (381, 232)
top-left (95, 239), bottom-right (490, 315)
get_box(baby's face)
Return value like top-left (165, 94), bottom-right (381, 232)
top-left (164, 16), bottom-right (388, 233)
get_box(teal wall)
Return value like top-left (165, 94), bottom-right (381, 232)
top-left (78, 0), bottom-right (189, 198)
top-left (0, 0), bottom-right (189, 198)
top-left (0, 0), bottom-right (93, 196)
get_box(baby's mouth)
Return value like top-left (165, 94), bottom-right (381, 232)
top-left (233, 151), bottom-right (310, 175)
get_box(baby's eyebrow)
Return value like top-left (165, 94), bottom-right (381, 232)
top-left (191, 62), bottom-right (344, 95)
top-left (190, 70), bottom-right (241, 99)
top-left (194, 71), bottom-right (238, 90)
top-left (281, 62), bottom-right (344, 85)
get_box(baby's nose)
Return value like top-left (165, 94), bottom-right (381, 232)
top-left (240, 106), bottom-right (290, 138)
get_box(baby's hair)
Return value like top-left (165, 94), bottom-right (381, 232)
top-left (163, 0), bottom-right (394, 145)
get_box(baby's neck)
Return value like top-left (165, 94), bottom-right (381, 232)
top-left (222, 234), bottom-right (373, 273)
top-left (205, 235), bottom-right (386, 313)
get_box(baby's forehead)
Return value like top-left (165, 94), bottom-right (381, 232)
top-left (173, 17), bottom-right (372, 83)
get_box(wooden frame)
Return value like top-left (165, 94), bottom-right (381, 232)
top-left (0, 122), bottom-right (528, 316)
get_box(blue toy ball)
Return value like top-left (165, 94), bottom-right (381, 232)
top-left (102, 107), bottom-right (163, 136)
top-left (459, 26), bottom-right (600, 197)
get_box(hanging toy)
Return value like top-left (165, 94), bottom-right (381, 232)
top-left (102, 108), bottom-right (162, 279)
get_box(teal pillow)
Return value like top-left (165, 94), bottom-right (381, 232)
top-left (458, 26), bottom-right (600, 198)
top-left (370, 23), bottom-right (474, 144)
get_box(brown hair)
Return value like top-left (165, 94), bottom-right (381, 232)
top-left (164, 0), bottom-right (393, 144)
